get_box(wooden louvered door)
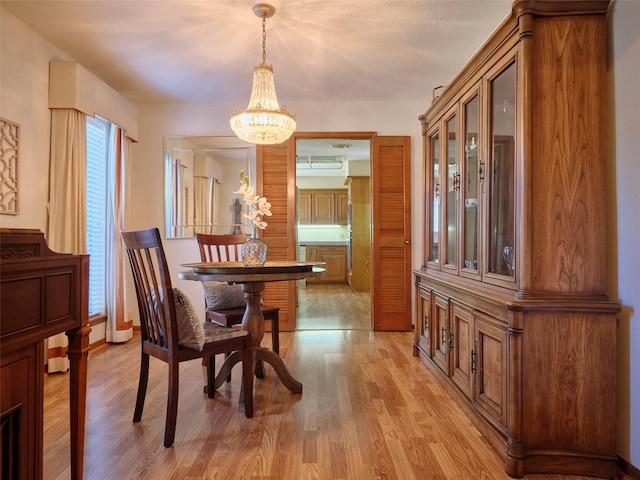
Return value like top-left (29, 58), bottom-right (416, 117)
top-left (256, 141), bottom-right (297, 331)
top-left (371, 136), bottom-right (412, 331)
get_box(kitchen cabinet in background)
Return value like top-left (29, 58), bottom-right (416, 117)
top-left (298, 189), bottom-right (348, 225)
top-left (306, 245), bottom-right (347, 283)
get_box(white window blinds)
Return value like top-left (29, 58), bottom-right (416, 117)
top-left (86, 115), bottom-right (109, 315)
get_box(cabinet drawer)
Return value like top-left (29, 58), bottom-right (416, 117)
top-left (320, 246), bottom-right (345, 253)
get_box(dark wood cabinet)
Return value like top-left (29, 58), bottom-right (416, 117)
top-left (0, 229), bottom-right (90, 480)
top-left (414, 2), bottom-right (619, 478)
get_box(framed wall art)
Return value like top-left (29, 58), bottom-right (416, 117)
top-left (0, 117), bottom-right (19, 215)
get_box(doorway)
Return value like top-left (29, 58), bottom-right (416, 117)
top-left (257, 132), bottom-right (411, 332)
top-left (295, 136), bottom-right (372, 330)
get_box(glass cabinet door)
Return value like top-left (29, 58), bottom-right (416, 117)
top-left (445, 115), bottom-right (458, 268)
top-left (463, 94), bottom-right (480, 272)
top-left (488, 62), bottom-right (516, 277)
top-left (428, 131), bottom-right (440, 263)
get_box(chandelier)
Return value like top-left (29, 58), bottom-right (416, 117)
top-left (230, 3), bottom-right (296, 145)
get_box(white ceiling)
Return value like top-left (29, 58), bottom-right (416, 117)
top-left (1, 0), bottom-right (513, 105)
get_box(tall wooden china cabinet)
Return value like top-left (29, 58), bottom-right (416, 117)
top-left (413, 1), bottom-right (619, 478)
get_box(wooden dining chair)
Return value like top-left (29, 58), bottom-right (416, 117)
top-left (121, 227), bottom-right (253, 448)
top-left (196, 232), bottom-right (280, 354)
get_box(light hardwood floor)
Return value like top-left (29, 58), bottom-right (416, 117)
top-left (296, 283), bottom-right (370, 330)
top-left (43, 329), bottom-right (609, 479)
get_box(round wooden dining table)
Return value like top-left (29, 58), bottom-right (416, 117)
top-left (178, 261), bottom-right (325, 393)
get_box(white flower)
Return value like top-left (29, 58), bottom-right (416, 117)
top-left (233, 170), bottom-right (272, 230)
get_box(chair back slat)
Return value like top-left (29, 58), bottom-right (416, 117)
top-left (196, 233), bottom-right (248, 263)
top-left (122, 228), bottom-right (178, 351)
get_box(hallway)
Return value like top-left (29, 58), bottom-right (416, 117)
top-left (296, 283), bottom-right (370, 330)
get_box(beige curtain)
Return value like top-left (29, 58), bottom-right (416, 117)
top-left (106, 126), bottom-right (133, 342)
top-left (194, 176), bottom-right (215, 234)
top-left (47, 109), bottom-right (87, 373)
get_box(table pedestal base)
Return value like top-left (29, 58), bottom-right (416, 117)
top-left (214, 348), bottom-right (302, 394)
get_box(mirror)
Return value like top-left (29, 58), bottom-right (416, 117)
top-left (164, 136), bottom-right (255, 238)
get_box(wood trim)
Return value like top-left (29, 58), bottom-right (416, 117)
top-left (512, 0), bottom-right (610, 17)
top-left (292, 131), bottom-right (376, 141)
top-left (618, 457), bottom-right (640, 480)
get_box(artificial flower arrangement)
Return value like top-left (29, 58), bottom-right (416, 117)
top-left (234, 170), bottom-right (272, 232)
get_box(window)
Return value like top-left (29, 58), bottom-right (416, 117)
top-left (86, 116), bottom-right (110, 316)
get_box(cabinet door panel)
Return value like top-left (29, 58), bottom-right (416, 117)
top-left (474, 311), bottom-right (507, 430)
top-left (336, 192), bottom-right (349, 225)
top-left (298, 192), bottom-right (312, 224)
top-left (417, 288), bottom-right (432, 357)
top-left (451, 301), bottom-right (472, 399)
top-left (313, 192), bottom-right (335, 224)
top-left (432, 294), bottom-right (450, 375)
top-left (307, 246), bottom-right (346, 283)
top-left (319, 251), bottom-right (346, 282)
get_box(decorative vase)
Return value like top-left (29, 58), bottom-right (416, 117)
top-left (241, 227), bottom-right (267, 267)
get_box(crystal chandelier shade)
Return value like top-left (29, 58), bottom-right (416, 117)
top-left (230, 4), bottom-right (296, 145)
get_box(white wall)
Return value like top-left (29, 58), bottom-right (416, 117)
top-left (0, 11), bottom-right (71, 232)
top-left (1, 2), bottom-right (638, 468)
top-left (608, 0), bottom-right (640, 467)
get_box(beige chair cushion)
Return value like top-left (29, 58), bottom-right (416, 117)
top-left (172, 287), bottom-right (205, 351)
top-left (201, 281), bottom-right (246, 310)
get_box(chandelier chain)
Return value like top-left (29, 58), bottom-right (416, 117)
top-left (261, 14), bottom-right (267, 64)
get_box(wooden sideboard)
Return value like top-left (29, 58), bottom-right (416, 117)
top-left (414, 1), bottom-right (619, 478)
top-left (0, 228), bottom-right (90, 479)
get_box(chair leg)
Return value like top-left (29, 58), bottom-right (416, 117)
top-left (271, 310), bottom-right (280, 354)
top-left (133, 352), bottom-right (150, 423)
top-left (205, 355), bottom-right (216, 399)
top-left (241, 337), bottom-right (254, 418)
top-left (164, 361), bottom-right (180, 448)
